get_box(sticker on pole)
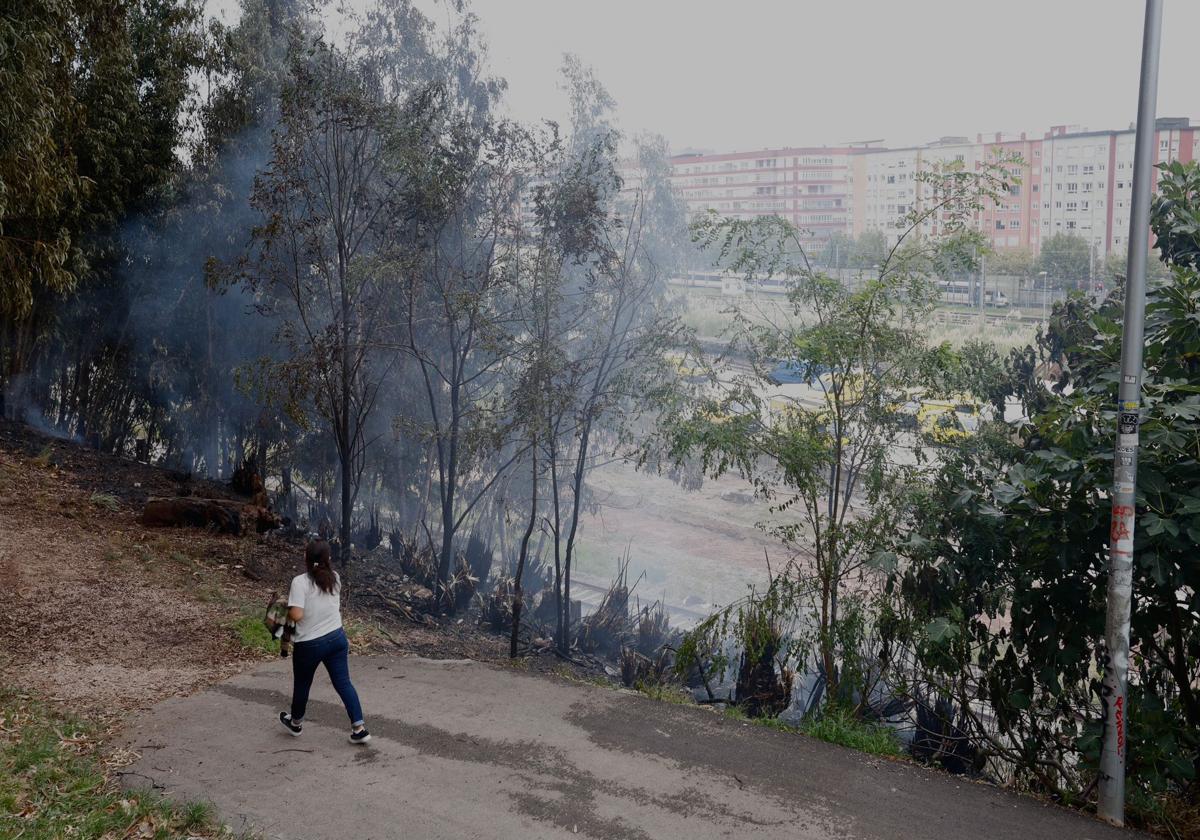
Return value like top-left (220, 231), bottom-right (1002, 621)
top-left (1118, 411), bottom-right (1139, 448)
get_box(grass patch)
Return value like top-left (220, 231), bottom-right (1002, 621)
top-left (1128, 785), bottom-right (1200, 840)
top-left (633, 681), bottom-right (691, 705)
top-left (196, 584), bottom-right (234, 606)
top-left (0, 689), bottom-right (235, 838)
top-left (721, 703), bottom-right (902, 758)
top-left (89, 492), bottom-right (120, 512)
top-left (31, 444), bottom-right (54, 468)
top-left (798, 705), bottom-right (902, 757)
top-left (0, 461), bottom-right (16, 493)
top-left (343, 618), bottom-right (374, 653)
top-left (230, 613), bottom-right (278, 657)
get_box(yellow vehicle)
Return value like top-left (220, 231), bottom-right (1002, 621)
top-left (917, 397), bottom-right (981, 443)
top-left (666, 351), bottom-right (706, 380)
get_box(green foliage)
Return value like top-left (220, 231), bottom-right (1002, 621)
top-left (849, 229), bottom-right (888, 269)
top-left (89, 492), bottom-right (120, 511)
top-left (231, 613), bottom-right (277, 656)
top-left (1152, 160), bottom-right (1200, 272)
top-left (988, 247), bottom-right (1036, 278)
top-left (1101, 249), bottom-right (1169, 290)
top-left (0, 0), bottom-right (205, 319)
top-left (0, 1), bottom-right (86, 319)
top-left (672, 155), bottom-right (1016, 711)
top-left (799, 704), bottom-right (903, 757)
top-left (1037, 232), bottom-right (1092, 289)
top-left (893, 164), bottom-right (1200, 807)
top-left (925, 338), bottom-right (1009, 415)
top-left (0, 688), bottom-right (231, 838)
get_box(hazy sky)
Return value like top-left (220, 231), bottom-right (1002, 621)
top-left (212, 0), bottom-right (1200, 153)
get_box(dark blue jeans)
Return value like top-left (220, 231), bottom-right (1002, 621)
top-left (290, 627), bottom-right (364, 727)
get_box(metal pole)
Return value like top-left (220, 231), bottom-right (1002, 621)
top-left (980, 252), bottom-right (986, 322)
top-left (1039, 271), bottom-right (1048, 323)
top-left (1098, 0), bottom-right (1162, 826)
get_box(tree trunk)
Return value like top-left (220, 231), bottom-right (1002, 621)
top-left (560, 418), bottom-right (593, 654)
top-left (511, 448), bottom-right (538, 658)
top-left (437, 380), bottom-right (462, 587)
top-left (549, 436), bottom-right (564, 650)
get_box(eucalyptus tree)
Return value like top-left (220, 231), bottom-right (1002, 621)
top-left (245, 35), bottom-right (408, 554)
top-left (505, 59), bottom-right (689, 653)
top-left (670, 156), bottom-right (1015, 711)
top-left (389, 93), bottom-right (537, 589)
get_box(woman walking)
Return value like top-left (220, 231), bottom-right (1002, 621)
top-left (278, 539), bottom-right (371, 744)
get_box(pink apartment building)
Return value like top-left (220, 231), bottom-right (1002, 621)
top-left (669, 147), bottom-right (857, 251)
top-left (976, 132), bottom-right (1043, 253)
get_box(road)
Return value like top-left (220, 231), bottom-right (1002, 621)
top-left (122, 656), bottom-right (1139, 840)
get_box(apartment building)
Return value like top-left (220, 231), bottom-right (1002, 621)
top-left (850, 137), bottom-right (983, 249)
top-left (667, 118), bottom-right (1198, 261)
top-left (669, 147), bottom-right (856, 249)
top-left (976, 132), bottom-right (1043, 252)
top-left (1040, 118), bottom-right (1197, 256)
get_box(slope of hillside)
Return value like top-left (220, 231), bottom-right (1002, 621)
top-left (0, 421), bottom-right (304, 716)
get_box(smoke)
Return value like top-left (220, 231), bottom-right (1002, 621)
top-left (104, 127), bottom-right (281, 477)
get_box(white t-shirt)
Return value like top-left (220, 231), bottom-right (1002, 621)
top-left (287, 571), bottom-right (343, 643)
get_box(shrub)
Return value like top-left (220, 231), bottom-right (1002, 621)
top-left (89, 492), bottom-right (120, 512)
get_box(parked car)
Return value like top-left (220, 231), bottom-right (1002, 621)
top-left (768, 359), bottom-right (829, 386)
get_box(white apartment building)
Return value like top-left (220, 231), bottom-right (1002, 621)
top-left (851, 137), bottom-right (981, 248)
top-left (1038, 119), bottom-right (1199, 258)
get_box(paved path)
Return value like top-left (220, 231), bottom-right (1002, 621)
top-left (123, 656), bottom-right (1138, 840)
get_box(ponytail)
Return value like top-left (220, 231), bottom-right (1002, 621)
top-left (305, 539), bottom-right (337, 594)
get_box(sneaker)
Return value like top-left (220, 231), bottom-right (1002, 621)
top-left (279, 712), bottom-right (302, 736)
top-left (349, 727), bottom-right (371, 745)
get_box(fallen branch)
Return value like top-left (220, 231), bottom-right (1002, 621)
top-left (362, 587), bottom-right (425, 625)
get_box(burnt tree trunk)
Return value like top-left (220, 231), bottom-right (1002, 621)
top-left (511, 448), bottom-right (538, 658)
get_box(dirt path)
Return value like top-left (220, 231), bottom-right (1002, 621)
top-left (122, 656), bottom-right (1139, 840)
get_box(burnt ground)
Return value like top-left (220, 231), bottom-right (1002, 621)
top-left (0, 420), bottom-right (554, 724)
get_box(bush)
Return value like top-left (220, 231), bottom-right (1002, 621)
top-left (89, 492), bottom-right (120, 511)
